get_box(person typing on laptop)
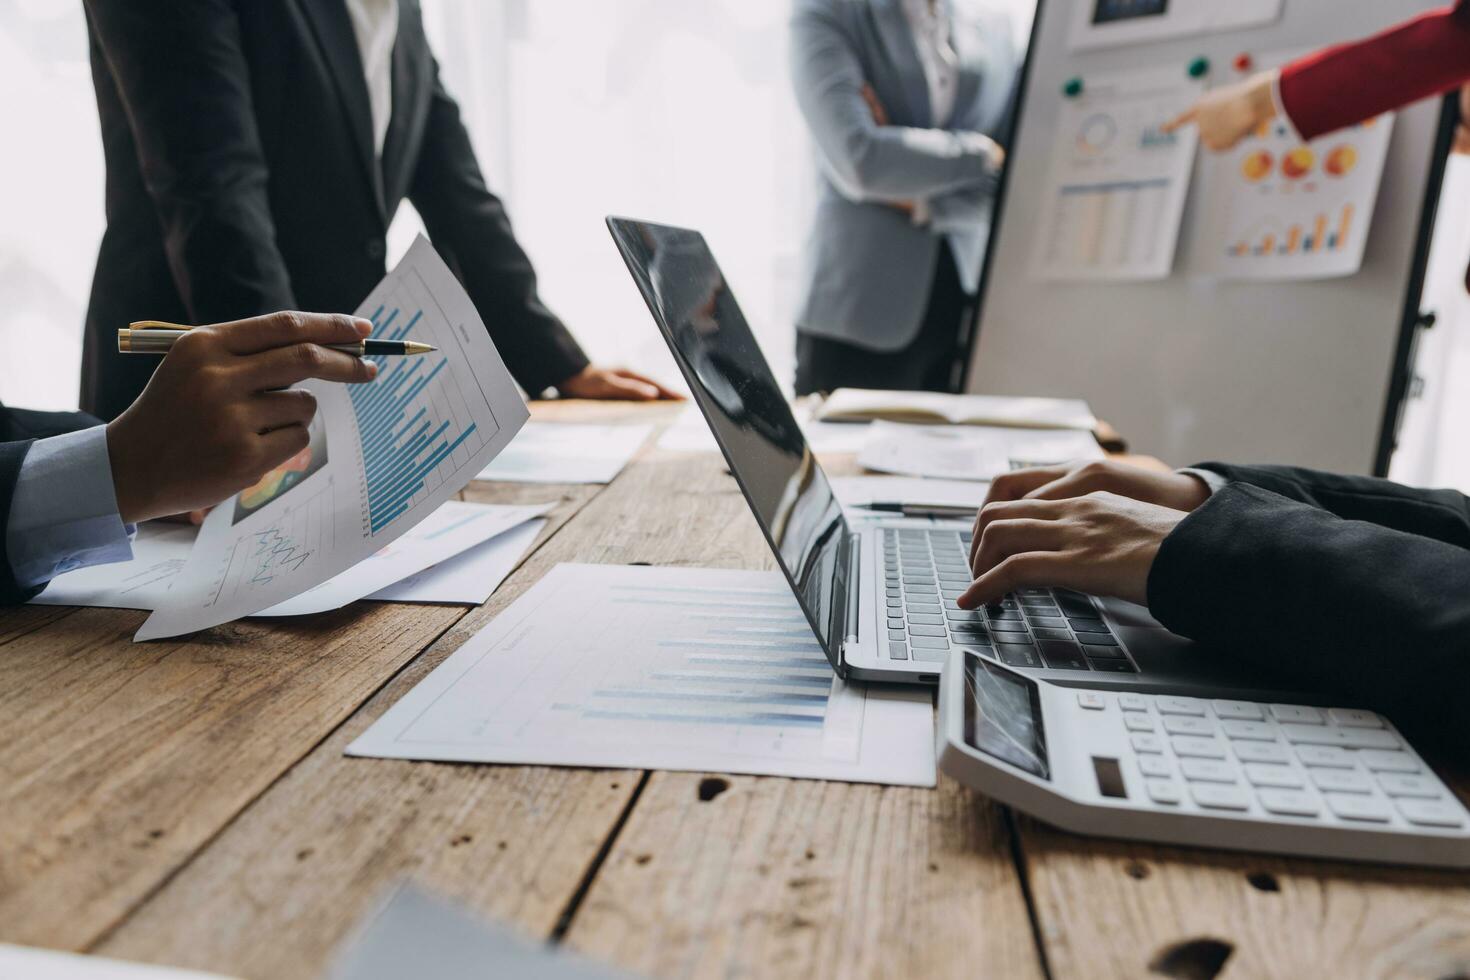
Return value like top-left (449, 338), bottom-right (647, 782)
top-left (962, 459), bottom-right (1470, 755)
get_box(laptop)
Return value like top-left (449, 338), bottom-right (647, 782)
top-left (607, 216), bottom-right (1294, 697)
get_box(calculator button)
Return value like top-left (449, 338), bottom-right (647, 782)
top-left (1233, 741), bottom-right (1292, 764)
top-left (1338, 729), bottom-right (1401, 750)
top-left (1119, 693), bottom-right (1148, 712)
top-left (1258, 789), bottom-right (1322, 817)
top-left (1358, 750), bottom-right (1422, 774)
top-left (1077, 692), bottom-right (1107, 710)
top-left (1157, 696), bottom-right (1207, 716)
top-left (1279, 723), bottom-right (1345, 746)
top-left (1270, 704), bottom-right (1324, 724)
top-left (1162, 715), bottom-right (1216, 737)
top-left (1324, 793), bottom-right (1392, 823)
top-left (1376, 774), bottom-right (1443, 799)
top-left (888, 642), bottom-right (909, 660)
top-left (1181, 758), bottom-right (1238, 784)
top-left (1294, 745), bottom-right (1355, 768)
top-left (1310, 769), bottom-right (1374, 794)
top-left (1326, 708), bottom-right (1383, 729)
top-left (1146, 779), bottom-right (1183, 805)
top-left (1138, 755), bottom-right (1173, 778)
top-left (1171, 736), bottom-right (1227, 759)
top-left (1212, 699), bottom-right (1264, 721)
top-left (1220, 720), bottom-right (1276, 741)
top-left (1123, 712), bottom-right (1157, 732)
top-left (1396, 799), bottom-right (1466, 828)
top-left (1190, 784), bottom-right (1251, 811)
top-left (1244, 764), bottom-right (1305, 789)
top-left (1131, 733), bottom-right (1164, 754)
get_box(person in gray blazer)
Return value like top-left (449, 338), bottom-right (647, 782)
top-left (790, 0), bottom-right (1019, 395)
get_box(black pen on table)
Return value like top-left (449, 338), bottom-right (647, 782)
top-left (862, 502), bottom-right (978, 519)
top-left (116, 320), bottom-right (437, 357)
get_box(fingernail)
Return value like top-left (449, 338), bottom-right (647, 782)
top-left (366, 361), bottom-right (379, 378)
top-left (355, 318), bottom-right (373, 337)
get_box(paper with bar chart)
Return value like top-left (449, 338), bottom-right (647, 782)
top-left (347, 563), bottom-right (937, 787)
top-left (1194, 76), bottom-right (1393, 280)
top-left (134, 236), bottom-right (529, 640)
top-left (1032, 65), bottom-right (1202, 281)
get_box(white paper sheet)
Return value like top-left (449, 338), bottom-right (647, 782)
top-left (657, 404), bottom-right (874, 454)
top-left (34, 503), bottom-right (547, 613)
top-left (258, 502), bottom-right (551, 616)
top-left (0, 944), bottom-right (233, 980)
top-left (476, 422), bottom-right (652, 484)
top-left (329, 886), bottom-right (629, 980)
top-left (857, 421), bottom-right (1104, 481)
top-left (367, 518), bottom-right (546, 605)
top-left (1031, 66), bottom-right (1203, 281)
top-left (1191, 50), bottom-right (1394, 281)
top-left (135, 237), bottom-right (529, 640)
top-left (829, 476), bottom-right (988, 513)
top-left (348, 563), bottom-right (936, 787)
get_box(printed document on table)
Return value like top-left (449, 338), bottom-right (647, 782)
top-left (476, 422), bottom-right (652, 484)
top-left (0, 943), bottom-right (234, 979)
top-left (35, 502), bottom-right (547, 613)
top-left (829, 476), bottom-right (988, 513)
top-left (135, 236), bottom-right (529, 640)
top-left (858, 421), bottom-right (1104, 481)
top-left (368, 517), bottom-right (546, 605)
top-left (1190, 49), bottom-right (1393, 281)
top-left (1032, 65), bottom-right (1202, 281)
top-left (348, 563), bottom-right (936, 787)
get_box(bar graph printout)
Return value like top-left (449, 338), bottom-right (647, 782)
top-left (1192, 50), bottom-right (1394, 281)
top-left (135, 236), bottom-right (529, 640)
top-left (347, 563), bottom-right (937, 787)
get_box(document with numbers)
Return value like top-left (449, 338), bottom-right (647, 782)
top-left (136, 236), bottom-right (529, 640)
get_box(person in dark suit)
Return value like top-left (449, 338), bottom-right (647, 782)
top-left (80, 0), bottom-right (676, 422)
top-left (3, 312), bottom-right (378, 605)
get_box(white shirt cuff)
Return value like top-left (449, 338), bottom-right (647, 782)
top-left (1269, 70), bottom-right (1305, 144)
top-left (1177, 467), bottom-right (1228, 497)
top-left (6, 425), bottom-right (135, 589)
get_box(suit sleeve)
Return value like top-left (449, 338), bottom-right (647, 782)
top-left (789, 1), bottom-right (1001, 202)
top-left (407, 62), bottom-right (589, 396)
top-left (0, 441), bottom-right (40, 606)
top-left (82, 1), bottom-right (295, 321)
top-left (1278, 0), bottom-right (1470, 141)
top-left (1192, 461), bottom-right (1470, 548)
top-left (1147, 483), bottom-right (1470, 754)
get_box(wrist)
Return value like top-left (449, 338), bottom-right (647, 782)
top-left (106, 417), bottom-right (157, 524)
top-left (1248, 70), bottom-right (1278, 126)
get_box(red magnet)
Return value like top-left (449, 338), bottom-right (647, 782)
top-left (1233, 53), bottom-right (1253, 72)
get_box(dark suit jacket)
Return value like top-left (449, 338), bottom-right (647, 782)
top-left (1148, 463), bottom-right (1470, 756)
top-left (81, 0), bottom-right (588, 421)
top-left (0, 403), bottom-right (104, 605)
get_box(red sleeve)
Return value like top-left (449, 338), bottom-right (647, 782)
top-left (1279, 0), bottom-right (1470, 141)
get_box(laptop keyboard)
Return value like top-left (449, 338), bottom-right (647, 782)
top-left (883, 528), bottom-right (1138, 673)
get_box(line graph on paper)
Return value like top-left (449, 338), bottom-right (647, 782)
top-left (349, 270), bottom-right (500, 535)
top-left (205, 482), bottom-right (335, 606)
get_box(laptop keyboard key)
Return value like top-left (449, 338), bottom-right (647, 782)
top-left (888, 629), bottom-right (906, 641)
top-left (1089, 658), bottom-right (1136, 672)
top-left (1069, 619), bottom-right (1111, 634)
top-left (910, 635), bottom-right (949, 650)
top-left (906, 613), bottom-right (943, 626)
top-left (909, 624), bottom-right (946, 638)
top-left (1082, 644), bottom-right (1125, 660)
top-left (1039, 641), bottom-right (1088, 670)
top-left (995, 644), bottom-right (1042, 668)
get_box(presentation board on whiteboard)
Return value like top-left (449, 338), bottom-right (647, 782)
top-left (969, 0), bottom-right (1450, 474)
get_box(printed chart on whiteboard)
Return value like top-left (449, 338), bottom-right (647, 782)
top-left (135, 236), bottom-right (529, 641)
top-left (1032, 66), bottom-right (1203, 282)
top-left (1193, 56), bottom-right (1393, 280)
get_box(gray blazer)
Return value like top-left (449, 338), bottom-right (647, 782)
top-left (791, 0), bottom-right (1017, 352)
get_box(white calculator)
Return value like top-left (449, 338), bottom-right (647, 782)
top-left (937, 649), bottom-right (1470, 867)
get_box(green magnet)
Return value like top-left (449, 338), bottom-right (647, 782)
top-left (1062, 76), bottom-right (1083, 98)
top-left (1187, 56), bottom-right (1210, 78)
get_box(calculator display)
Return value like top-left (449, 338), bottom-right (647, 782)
top-left (1092, 0), bottom-right (1167, 25)
top-left (963, 653), bottom-right (1049, 780)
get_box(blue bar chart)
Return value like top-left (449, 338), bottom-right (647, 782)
top-left (349, 304), bottom-right (482, 534)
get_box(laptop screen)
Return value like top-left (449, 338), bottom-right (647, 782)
top-left (607, 218), bottom-right (850, 668)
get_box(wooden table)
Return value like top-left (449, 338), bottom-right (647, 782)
top-left (5, 401), bottom-right (1469, 980)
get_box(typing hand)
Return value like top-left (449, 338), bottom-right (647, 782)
top-left (556, 365), bottom-right (684, 402)
top-left (971, 458), bottom-right (1208, 559)
top-left (960, 492), bottom-right (1186, 609)
top-left (106, 312), bottom-right (379, 524)
top-left (1164, 69), bottom-right (1278, 152)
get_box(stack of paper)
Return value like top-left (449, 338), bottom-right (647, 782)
top-left (656, 404), bottom-right (872, 454)
top-left (349, 563), bottom-right (936, 787)
top-left (857, 421), bottom-right (1105, 482)
top-left (476, 421), bottom-right (653, 484)
top-left (815, 388), bottom-right (1097, 431)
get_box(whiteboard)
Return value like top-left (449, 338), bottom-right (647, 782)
top-left (968, 0), bottom-right (1450, 473)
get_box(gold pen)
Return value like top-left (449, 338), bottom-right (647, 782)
top-left (117, 320), bottom-right (437, 357)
